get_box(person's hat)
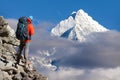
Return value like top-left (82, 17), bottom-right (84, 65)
top-left (29, 16), bottom-right (33, 20)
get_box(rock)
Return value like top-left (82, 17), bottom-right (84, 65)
top-left (0, 16), bottom-right (15, 37)
top-left (3, 43), bottom-right (16, 54)
top-left (2, 36), bottom-right (19, 46)
top-left (20, 72), bottom-right (27, 78)
top-left (0, 16), bottom-right (7, 25)
top-left (12, 73), bottom-right (22, 80)
top-left (0, 16), bottom-right (9, 37)
top-left (0, 16), bottom-right (19, 46)
top-left (0, 70), bottom-right (4, 79)
top-left (6, 25), bottom-right (15, 37)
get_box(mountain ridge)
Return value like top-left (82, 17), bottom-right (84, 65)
top-left (51, 9), bottom-right (108, 42)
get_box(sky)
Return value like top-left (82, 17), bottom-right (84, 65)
top-left (0, 0), bottom-right (120, 31)
top-left (2, 0), bottom-right (120, 80)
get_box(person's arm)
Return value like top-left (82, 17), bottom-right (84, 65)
top-left (29, 24), bottom-right (35, 36)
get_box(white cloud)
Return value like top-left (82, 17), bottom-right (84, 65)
top-left (47, 67), bottom-right (84, 80)
top-left (47, 67), bottom-right (120, 80)
top-left (31, 30), bottom-right (120, 80)
top-left (51, 31), bottom-right (120, 69)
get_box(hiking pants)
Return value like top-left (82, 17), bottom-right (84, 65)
top-left (17, 41), bottom-right (30, 64)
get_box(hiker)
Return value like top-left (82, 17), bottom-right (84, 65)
top-left (15, 16), bottom-right (35, 68)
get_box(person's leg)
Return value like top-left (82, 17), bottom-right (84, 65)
top-left (23, 42), bottom-right (30, 67)
top-left (16, 41), bottom-right (25, 64)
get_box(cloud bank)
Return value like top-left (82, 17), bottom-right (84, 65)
top-left (58, 31), bottom-right (120, 69)
top-left (48, 67), bottom-right (120, 80)
top-left (33, 26), bottom-right (120, 69)
top-left (31, 23), bottom-right (120, 80)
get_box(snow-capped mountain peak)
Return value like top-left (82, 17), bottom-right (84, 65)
top-left (51, 9), bottom-right (108, 42)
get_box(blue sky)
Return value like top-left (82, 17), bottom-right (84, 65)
top-left (0, 0), bottom-right (120, 31)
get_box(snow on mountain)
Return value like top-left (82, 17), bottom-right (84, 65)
top-left (51, 9), bottom-right (108, 42)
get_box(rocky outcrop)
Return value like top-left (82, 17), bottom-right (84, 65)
top-left (0, 16), bottom-right (47, 80)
